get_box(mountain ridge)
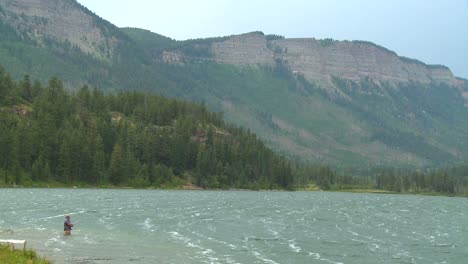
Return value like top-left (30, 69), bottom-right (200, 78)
top-left (1, 0), bottom-right (464, 86)
top-left (163, 31), bottom-right (462, 90)
top-left (1, 0), bottom-right (467, 167)
top-left (0, 0), bottom-right (123, 58)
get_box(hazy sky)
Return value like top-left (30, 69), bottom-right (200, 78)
top-left (77, 0), bottom-right (468, 78)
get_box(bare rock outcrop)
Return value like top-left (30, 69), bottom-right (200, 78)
top-left (161, 51), bottom-right (185, 65)
top-left (0, 0), bottom-right (119, 58)
top-left (271, 38), bottom-right (455, 85)
top-left (463, 92), bottom-right (468, 106)
top-left (204, 32), bottom-right (460, 89)
top-left (211, 32), bottom-right (275, 66)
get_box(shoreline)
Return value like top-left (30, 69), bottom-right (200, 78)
top-left (0, 184), bottom-right (465, 198)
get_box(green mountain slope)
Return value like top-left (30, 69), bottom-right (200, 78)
top-left (1, 0), bottom-right (467, 167)
top-left (120, 27), bottom-right (176, 55)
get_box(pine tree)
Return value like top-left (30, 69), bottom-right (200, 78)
top-left (109, 143), bottom-right (125, 185)
top-left (57, 136), bottom-right (73, 182)
top-left (0, 125), bottom-right (11, 184)
top-left (20, 75), bottom-right (33, 102)
top-left (92, 135), bottom-right (106, 184)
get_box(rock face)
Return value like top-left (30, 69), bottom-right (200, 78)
top-left (161, 51), bottom-right (185, 65)
top-left (211, 32), bottom-right (275, 66)
top-left (272, 39), bottom-right (455, 84)
top-left (463, 92), bottom-right (468, 106)
top-left (0, 0), bottom-right (120, 58)
top-left (205, 32), bottom-right (458, 87)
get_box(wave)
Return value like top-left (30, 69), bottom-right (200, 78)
top-left (288, 239), bottom-right (301, 253)
top-left (251, 250), bottom-right (280, 264)
top-left (308, 252), bottom-right (343, 264)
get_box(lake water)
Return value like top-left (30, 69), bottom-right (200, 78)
top-left (0, 189), bottom-right (467, 264)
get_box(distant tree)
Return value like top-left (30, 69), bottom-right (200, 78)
top-left (20, 75), bottom-right (33, 102)
top-left (92, 134), bottom-right (106, 184)
top-left (109, 143), bottom-right (125, 185)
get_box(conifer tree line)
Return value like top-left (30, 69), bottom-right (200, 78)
top-left (294, 164), bottom-right (467, 196)
top-left (373, 167), bottom-right (468, 195)
top-left (0, 67), bottom-right (294, 189)
top-left (0, 66), bottom-right (467, 195)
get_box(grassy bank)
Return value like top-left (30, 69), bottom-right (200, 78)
top-left (0, 245), bottom-right (51, 264)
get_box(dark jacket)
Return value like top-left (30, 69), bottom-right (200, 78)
top-left (64, 218), bottom-right (72, 231)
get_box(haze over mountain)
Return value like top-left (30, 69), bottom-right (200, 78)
top-left (1, 0), bottom-right (467, 167)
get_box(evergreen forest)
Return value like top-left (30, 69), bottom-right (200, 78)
top-left (0, 66), bottom-right (467, 196)
top-left (0, 66), bottom-right (295, 189)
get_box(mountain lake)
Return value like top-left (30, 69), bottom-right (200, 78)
top-left (0, 189), bottom-right (467, 263)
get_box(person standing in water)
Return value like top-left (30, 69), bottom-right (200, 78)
top-left (64, 214), bottom-right (74, 235)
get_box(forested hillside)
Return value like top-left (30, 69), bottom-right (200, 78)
top-left (1, 67), bottom-right (467, 195)
top-left (1, 0), bottom-right (468, 168)
top-left (0, 67), bottom-right (296, 189)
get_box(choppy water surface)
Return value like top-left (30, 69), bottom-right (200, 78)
top-left (0, 189), bottom-right (467, 264)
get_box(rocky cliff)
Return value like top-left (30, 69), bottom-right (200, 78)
top-left (212, 32), bottom-right (275, 66)
top-left (0, 0), bottom-right (120, 58)
top-left (271, 38), bottom-right (455, 85)
top-left (166, 32), bottom-right (461, 91)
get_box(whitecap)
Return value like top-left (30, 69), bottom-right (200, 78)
top-left (228, 243), bottom-right (237, 250)
top-left (268, 229), bottom-right (279, 236)
top-left (187, 242), bottom-right (197, 248)
top-left (169, 231), bottom-right (194, 248)
top-left (369, 243), bottom-right (380, 252)
top-left (251, 250), bottom-right (280, 264)
top-left (139, 218), bottom-right (154, 231)
top-left (307, 252), bottom-right (343, 264)
top-left (308, 252), bottom-right (321, 259)
top-left (288, 239), bottom-right (301, 253)
top-left (434, 243), bottom-right (455, 248)
top-left (52, 248), bottom-right (62, 252)
top-left (200, 248), bottom-right (214, 255)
